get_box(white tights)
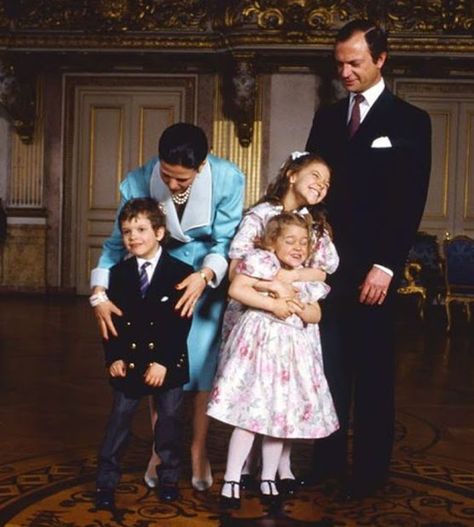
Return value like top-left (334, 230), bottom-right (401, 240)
top-left (278, 440), bottom-right (295, 480)
top-left (222, 428), bottom-right (287, 498)
top-left (241, 437), bottom-right (295, 480)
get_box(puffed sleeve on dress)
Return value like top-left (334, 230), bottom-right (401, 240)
top-left (307, 230), bottom-right (339, 274)
top-left (300, 280), bottom-right (331, 303)
top-left (235, 249), bottom-right (280, 281)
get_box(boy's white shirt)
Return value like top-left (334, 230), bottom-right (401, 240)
top-left (136, 246), bottom-right (162, 282)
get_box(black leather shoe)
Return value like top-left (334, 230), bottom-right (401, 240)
top-left (220, 480), bottom-right (241, 510)
top-left (276, 477), bottom-right (298, 496)
top-left (159, 483), bottom-right (180, 502)
top-left (95, 489), bottom-right (115, 510)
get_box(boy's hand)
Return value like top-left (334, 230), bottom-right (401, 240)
top-left (109, 360), bottom-right (126, 377)
top-left (144, 362), bottom-right (167, 387)
top-left (92, 287), bottom-right (123, 340)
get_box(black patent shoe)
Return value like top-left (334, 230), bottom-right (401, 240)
top-left (95, 489), bottom-right (115, 510)
top-left (220, 480), bottom-right (241, 509)
top-left (260, 479), bottom-right (280, 506)
top-left (277, 477), bottom-right (298, 496)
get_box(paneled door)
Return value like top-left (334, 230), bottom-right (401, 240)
top-left (394, 80), bottom-right (474, 240)
top-left (71, 77), bottom-right (196, 294)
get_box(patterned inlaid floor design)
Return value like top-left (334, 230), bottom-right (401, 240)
top-left (1, 413), bottom-right (473, 527)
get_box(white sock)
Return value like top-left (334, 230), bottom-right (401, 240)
top-left (222, 428), bottom-right (255, 498)
top-left (260, 436), bottom-right (284, 495)
top-left (277, 440), bottom-right (295, 480)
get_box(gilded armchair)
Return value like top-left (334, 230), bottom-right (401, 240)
top-left (397, 262), bottom-right (427, 319)
top-left (397, 232), bottom-right (444, 320)
top-left (443, 235), bottom-right (474, 331)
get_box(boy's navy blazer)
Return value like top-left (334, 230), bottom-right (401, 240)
top-left (103, 250), bottom-right (193, 397)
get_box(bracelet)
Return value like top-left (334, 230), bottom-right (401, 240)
top-left (89, 291), bottom-right (109, 307)
top-left (198, 270), bottom-right (210, 285)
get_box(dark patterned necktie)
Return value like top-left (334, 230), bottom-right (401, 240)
top-left (348, 93), bottom-right (364, 138)
top-left (139, 262), bottom-right (151, 297)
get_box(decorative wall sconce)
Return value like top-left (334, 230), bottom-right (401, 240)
top-left (0, 57), bottom-right (36, 144)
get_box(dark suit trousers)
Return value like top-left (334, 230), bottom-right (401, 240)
top-left (315, 292), bottom-right (395, 486)
top-left (96, 386), bottom-right (184, 491)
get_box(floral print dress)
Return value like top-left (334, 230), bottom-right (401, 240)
top-left (207, 249), bottom-right (339, 439)
top-left (221, 201), bottom-right (340, 344)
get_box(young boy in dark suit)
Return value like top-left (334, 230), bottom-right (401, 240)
top-left (95, 197), bottom-right (193, 509)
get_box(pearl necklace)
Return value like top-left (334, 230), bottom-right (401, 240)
top-left (171, 185), bottom-right (192, 206)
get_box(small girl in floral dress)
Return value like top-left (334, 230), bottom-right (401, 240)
top-left (207, 212), bottom-right (339, 507)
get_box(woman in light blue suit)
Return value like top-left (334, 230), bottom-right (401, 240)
top-left (90, 123), bottom-right (245, 492)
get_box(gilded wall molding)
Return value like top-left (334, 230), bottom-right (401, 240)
top-left (220, 0), bottom-right (360, 31)
top-left (0, 1), bottom-right (472, 53)
top-left (0, 0), bottom-right (211, 31)
top-left (1, 0), bottom-right (473, 144)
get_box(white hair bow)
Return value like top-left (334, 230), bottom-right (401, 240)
top-left (290, 151), bottom-right (309, 160)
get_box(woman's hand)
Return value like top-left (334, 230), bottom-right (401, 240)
top-left (93, 289), bottom-right (123, 340)
top-left (175, 268), bottom-right (213, 318)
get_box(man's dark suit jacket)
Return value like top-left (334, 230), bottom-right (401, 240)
top-left (306, 87), bottom-right (432, 295)
top-left (103, 250), bottom-right (193, 397)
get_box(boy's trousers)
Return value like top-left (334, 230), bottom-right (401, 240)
top-left (96, 386), bottom-right (184, 490)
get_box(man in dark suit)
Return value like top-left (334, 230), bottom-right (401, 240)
top-left (95, 197), bottom-right (193, 509)
top-left (306, 19), bottom-right (431, 498)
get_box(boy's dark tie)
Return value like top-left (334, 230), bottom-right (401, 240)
top-left (139, 262), bottom-right (151, 297)
top-left (348, 93), bottom-right (364, 138)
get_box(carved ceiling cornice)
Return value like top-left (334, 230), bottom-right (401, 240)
top-left (0, 1), bottom-right (472, 55)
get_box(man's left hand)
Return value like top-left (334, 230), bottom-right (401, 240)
top-left (359, 266), bottom-right (392, 305)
